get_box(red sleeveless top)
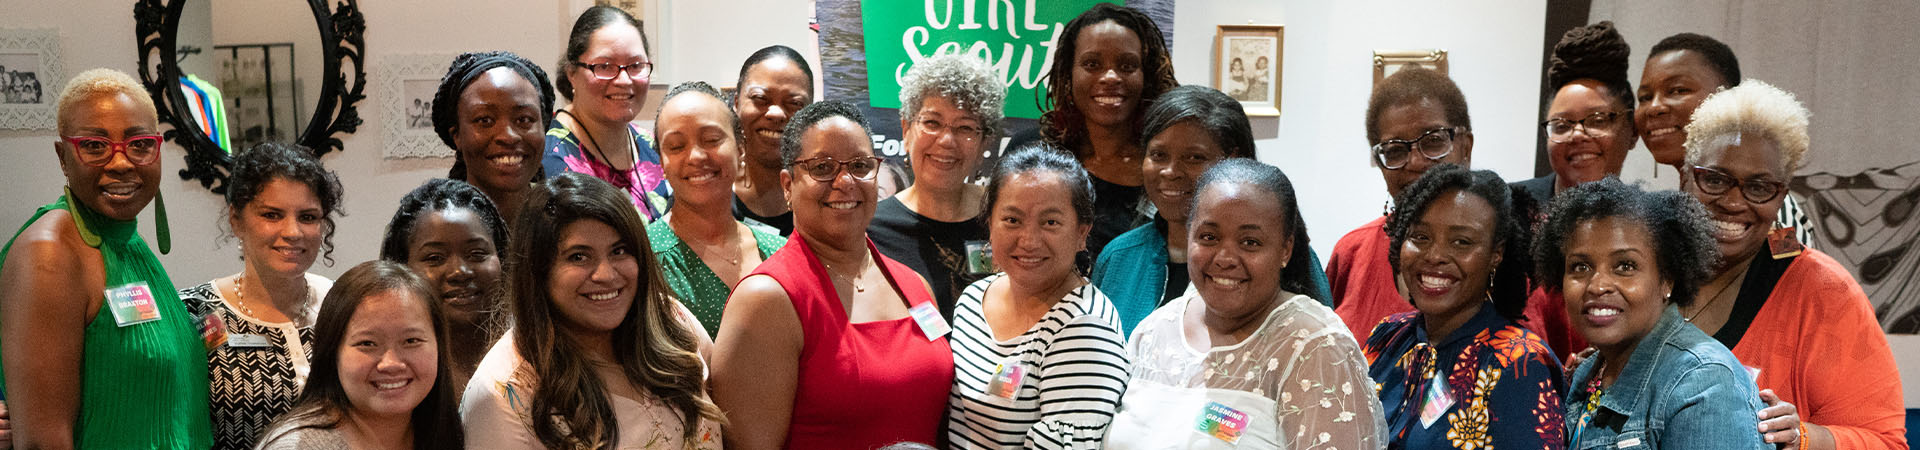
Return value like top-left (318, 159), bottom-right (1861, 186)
top-left (750, 234), bottom-right (954, 449)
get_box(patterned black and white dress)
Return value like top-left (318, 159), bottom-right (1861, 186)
top-left (178, 274), bottom-right (331, 450)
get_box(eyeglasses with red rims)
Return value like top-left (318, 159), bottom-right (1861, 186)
top-left (1690, 166), bottom-right (1787, 203)
top-left (574, 60), bottom-right (653, 80)
top-left (61, 135), bottom-right (164, 167)
top-left (789, 155), bottom-right (881, 182)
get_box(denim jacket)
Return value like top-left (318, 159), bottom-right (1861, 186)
top-left (1565, 305), bottom-right (1768, 450)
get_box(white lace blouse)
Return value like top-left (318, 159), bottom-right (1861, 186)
top-left (1108, 291), bottom-right (1386, 449)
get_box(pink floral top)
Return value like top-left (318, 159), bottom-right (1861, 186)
top-left (543, 123), bottom-right (672, 221)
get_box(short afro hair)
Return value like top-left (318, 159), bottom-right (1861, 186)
top-left (898, 52), bottom-right (1006, 141)
top-left (1548, 21), bottom-right (1634, 110)
top-left (1682, 79), bottom-right (1810, 175)
top-left (1385, 164), bottom-right (1537, 320)
top-left (1648, 33), bottom-right (1740, 89)
top-left (779, 100), bottom-right (873, 168)
top-left (56, 68), bottom-right (156, 135)
top-left (1365, 67), bottom-right (1471, 146)
top-left (1532, 178), bottom-right (1719, 307)
top-left (380, 178), bottom-right (510, 265)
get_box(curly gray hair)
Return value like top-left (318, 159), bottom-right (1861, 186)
top-left (897, 52), bottom-right (1005, 140)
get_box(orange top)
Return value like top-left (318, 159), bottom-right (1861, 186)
top-left (1327, 216), bottom-right (1413, 343)
top-left (1730, 249), bottom-right (1907, 450)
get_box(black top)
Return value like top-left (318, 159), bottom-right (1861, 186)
top-left (867, 196), bottom-right (989, 319)
top-left (733, 196), bottom-right (794, 237)
top-left (1512, 174), bottom-right (1556, 210)
top-left (1710, 253), bottom-right (1794, 350)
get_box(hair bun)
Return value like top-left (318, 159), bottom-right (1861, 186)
top-left (1548, 21), bottom-right (1632, 89)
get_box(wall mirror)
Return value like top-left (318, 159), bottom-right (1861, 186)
top-left (135, 0), bottom-right (366, 193)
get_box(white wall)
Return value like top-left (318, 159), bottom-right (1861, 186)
top-left (0, 0), bottom-right (565, 285)
top-left (1172, 0), bottom-right (1547, 260)
top-left (0, 0), bottom-right (1543, 283)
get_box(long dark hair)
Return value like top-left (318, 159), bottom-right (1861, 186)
top-left (556, 5), bottom-right (651, 102)
top-left (1384, 164), bottom-right (1536, 319)
top-left (505, 172), bottom-right (722, 448)
top-left (268, 260), bottom-right (464, 450)
top-left (1037, 3), bottom-right (1178, 156)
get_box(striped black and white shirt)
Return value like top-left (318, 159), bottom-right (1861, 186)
top-left (947, 274), bottom-right (1129, 449)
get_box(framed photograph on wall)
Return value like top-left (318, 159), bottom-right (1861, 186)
top-left (1214, 24), bottom-right (1282, 117)
top-left (378, 53), bottom-right (457, 159)
top-left (1373, 49), bottom-right (1449, 86)
top-left (0, 28), bottom-right (63, 131)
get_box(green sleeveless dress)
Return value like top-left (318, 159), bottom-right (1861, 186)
top-left (0, 194), bottom-right (212, 449)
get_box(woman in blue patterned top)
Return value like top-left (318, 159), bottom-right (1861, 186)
top-left (545, 6), bottom-right (672, 220)
top-left (1363, 163), bottom-right (1564, 450)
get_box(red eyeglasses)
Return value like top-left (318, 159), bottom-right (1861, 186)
top-left (61, 135), bottom-right (164, 167)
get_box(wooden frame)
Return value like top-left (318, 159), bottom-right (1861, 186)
top-left (1373, 49), bottom-right (1449, 86)
top-left (1213, 24), bottom-right (1283, 117)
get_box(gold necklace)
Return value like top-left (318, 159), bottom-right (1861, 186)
top-left (821, 258), bottom-right (868, 293)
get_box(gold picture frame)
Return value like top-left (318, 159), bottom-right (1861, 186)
top-left (1214, 24), bottom-right (1282, 117)
top-left (1372, 49), bottom-right (1449, 86)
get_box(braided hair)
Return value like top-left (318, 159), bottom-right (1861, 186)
top-left (379, 178), bottom-right (510, 264)
top-left (1037, 3), bottom-right (1178, 156)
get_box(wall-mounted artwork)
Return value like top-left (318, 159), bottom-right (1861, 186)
top-left (1215, 24), bottom-right (1282, 117)
top-left (380, 54), bottom-right (457, 159)
top-left (0, 28), bottom-right (62, 131)
top-left (1373, 49), bottom-right (1449, 86)
top-left (1792, 160), bottom-right (1920, 334)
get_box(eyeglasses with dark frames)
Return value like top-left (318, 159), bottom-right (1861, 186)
top-left (1372, 127), bottom-right (1459, 170)
top-left (574, 60), bottom-right (654, 80)
top-left (1691, 165), bottom-right (1787, 203)
top-left (1542, 110), bottom-right (1629, 143)
top-left (790, 155), bottom-right (882, 182)
top-left (61, 135), bottom-right (165, 167)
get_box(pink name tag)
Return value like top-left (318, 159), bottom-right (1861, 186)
top-left (1195, 401), bottom-right (1250, 444)
top-left (105, 282), bottom-right (161, 327)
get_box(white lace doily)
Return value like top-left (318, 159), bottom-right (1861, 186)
top-left (0, 28), bottom-right (62, 131)
top-left (378, 53), bottom-right (456, 159)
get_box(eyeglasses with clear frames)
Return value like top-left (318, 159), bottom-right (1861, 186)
top-left (1542, 111), bottom-right (1628, 143)
top-left (574, 60), bottom-right (653, 80)
top-left (790, 155), bottom-right (882, 182)
top-left (1372, 127), bottom-right (1458, 170)
top-left (61, 135), bottom-right (165, 167)
top-left (916, 118), bottom-right (983, 143)
top-left (1690, 166), bottom-right (1786, 203)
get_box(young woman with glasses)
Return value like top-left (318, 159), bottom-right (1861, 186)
top-left (545, 5), bottom-right (672, 221)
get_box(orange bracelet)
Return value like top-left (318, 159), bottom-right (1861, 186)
top-left (1797, 422), bottom-right (1810, 450)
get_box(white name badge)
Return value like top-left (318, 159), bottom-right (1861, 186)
top-left (908, 302), bottom-right (950, 341)
top-left (226, 333), bottom-right (274, 348)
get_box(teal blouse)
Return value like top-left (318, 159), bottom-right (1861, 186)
top-left (647, 220), bottom-right (786, 338)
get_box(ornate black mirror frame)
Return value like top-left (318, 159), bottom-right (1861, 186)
top-left (134, 0), bottom-right (367, 194)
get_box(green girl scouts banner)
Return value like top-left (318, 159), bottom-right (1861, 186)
top-left (859, 0), bottom-right (1119, 120)
top-left (816, 0), bottom-right (1173, 174)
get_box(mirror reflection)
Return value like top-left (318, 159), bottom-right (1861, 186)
top-left (174, 0), bottom-right (324, 153)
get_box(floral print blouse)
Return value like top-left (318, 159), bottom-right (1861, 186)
top-left (543, 123), bottom-right (672, 221)
top-left (1109, 291), bottom-right (1386, 449)
top-left (1363, 302), bottom-right (1565, 450)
